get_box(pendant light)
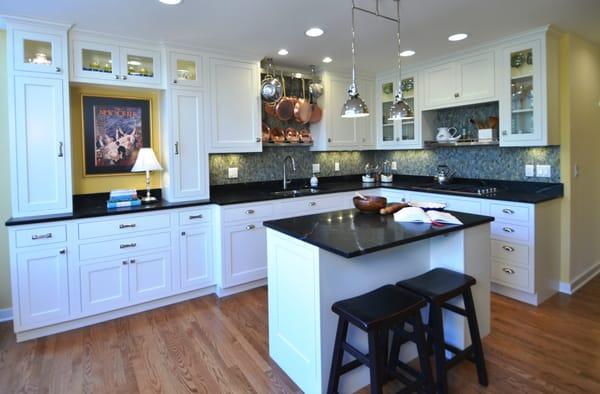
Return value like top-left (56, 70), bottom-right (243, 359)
top-left (388, 0), bottom-right (414, 121)
top-left (341, 0), bottom-right (369, 118)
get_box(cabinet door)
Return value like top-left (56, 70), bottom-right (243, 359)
top-left (457, 53), bottom-right (495, 102)
top-left (169, 52), bottom-right (204, 88)
top-left (80, 259), bottom-right (129, 315)
top-left (119, 46), bottom-right (162, 86)
top-left (209, 58), bottom-right (261, 152)
top-left (129, 251), bottom-right (172, 304)
top-left (327, 75), bottom-right (359, 148)
top-left (376, 76), bottom-right (420, 150)
top-left (377, 78), bottom-right (398, 148)
top-left (171, 89), bottom-right (209, 200)
top-left (355, 78), bottom-right (375, 149)
top-left (221, 222), bottom-right (267, 288)
top-left (422, 63), bottom-right (456, 108)
top-left (13, 75), bottom-right (70, 215)
top-left (180, 227), bottom-right (214, 290)
top-left (13, 30), bottom-right (64, 75)
top-left (16, 247), bottom-right (69, 328)
top-left (72, 40), bottom-right (120, 81)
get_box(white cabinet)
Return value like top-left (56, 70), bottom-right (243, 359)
top-left (179, 226), bottom-right (214, 290)
top-left (71, 39), bottom-right (162, 87)
top-left (80, 259), bottom-right (129, 315)
top-left (163, 88), bottom-right (209, 202)
top-left (422, 52), bottom-right (495, 109)
top-left (221, 221), bottom-right (268, 288)
top-left (209, 58), bottom-right (261, 153)
top-left (169, 51), bottom-right (204, 88)
top-left (13, 29), bottom-right (65, 75)
top-left (129, 251), bottom-right (172, 304)
top-left (16, 247), bottom-right (70, 328)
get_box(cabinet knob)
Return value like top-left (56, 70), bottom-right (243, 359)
top-left (328, 138), bottom-right (332, 143)
top-left (122, 75), bottom-right (128, 80)
top-left (181, 231), bottom-right (186, 236)
top-left (245, 209), bottom-right (255, 215)
top-left (130, 259), bottom-right (136, 264)
top-left (502, 130), bottom-right (508, 136)
top-left (55, 67), bottom-right (61, 73)
top-left (59, 249), bottom-right (66, 255)
top-left (122, 260), bottom-right (128, 265)
top-left (454, 92), bottom-right (460, 98)
top-left (308, 201), bottom-right (317, 207)
top-left (396, 137), bottom-right (400, 142)
top-left (502, 267), bottom-right (515, 275)
top-left (173, 79), bottom-right (178, 84)
top-left (245, 224), bottom-right (256, 230)
top-left (256, 137), bottom-right (261, 143)
top-left (115, 75), bottom-right (121, 80)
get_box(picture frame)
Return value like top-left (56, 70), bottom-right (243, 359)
top-left (82, 96), bottom-right (151, 176)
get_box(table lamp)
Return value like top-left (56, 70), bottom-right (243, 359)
top-left (131, 148), bottom-right (162, 203)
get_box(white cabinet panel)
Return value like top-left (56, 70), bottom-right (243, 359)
top-left (422, 63), bottom-right (456, 108)
top-left (221, 222), bottom-right (267, 288)
top-left (119, 46), bottom-right (162, 86)
top-left (13, 29), bottom-right (64, 75)
top-left (179, 227), bottom-right (213, 290)
top-left (78, 231), bottom-right (171, 261)
top-left (78, 213), bottom-right (171, 240)
top-left (72, 40), bottom-right (120, 81)
top-left (327, 75), bottom-right (359, 148)
top-left (169, 51), bottom-right (204, 88)
top-left (16, 224), bottom-right (66, 248)
top-left (80, 259), bottom-right (129, 315)
top-left (457, 53), bottom-right (495, 102)
top-left (129, 251), bottom-right (172, 304)
top-left (16, 247), bottom-right (69, 328)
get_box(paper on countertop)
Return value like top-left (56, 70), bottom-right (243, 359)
top-left (393, 206), bottom-right (463, 225)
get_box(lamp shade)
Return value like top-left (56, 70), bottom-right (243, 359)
top-left (131, 148), bottom-right (162, 172)
top-left (388, 97), bottom-right (414, 120)
top-left (341, 94), bottom-right (370, 118)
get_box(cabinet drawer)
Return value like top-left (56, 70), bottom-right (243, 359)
top-left (16, 225), bottom-right (67, 248)
top-left (222, 203), bottom-right (273, 223)
top-left (491, 239), bottom-right (530, 267)
top-left (490, 203), bottom-right (529, 223)
top-left (491, 221), bottom-right (530, 242)
top-left (278, 196), bottom-right (340, 217)
top-left (79, 231), bottom-right (171, 261)
top-left (409, 193), bottom-right (481, 214)
top-left (78, 213), bottom-right (171, 240)
top-left (492, 260), bottom-right (530, 291)
top-left (179, 208), bottom-right (212, 226)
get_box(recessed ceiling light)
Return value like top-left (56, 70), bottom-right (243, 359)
top-left (277, 49), bottom-right (289, 56)
top-left (322, 56), bottom-right (333, 63)
top-left (294, 73), bottom-right (303, 78)
top-left (400, 50), bottom-right (415, 57)
top-left (305, 27), bottom-right (324, 38)
top-left (448, 33), bottom-right (469, 42)
top-left (159, 0), bottom-right (182, 4)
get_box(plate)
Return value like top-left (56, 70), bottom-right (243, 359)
top-left (408, 201), bottom-right (447, 210)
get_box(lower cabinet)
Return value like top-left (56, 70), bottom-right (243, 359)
top-left (179, 226), bottom-right (214, 290)
top-left (16, 246), bottom-right (70, 328)
top-left (221, 221), bottom-right (267, 288)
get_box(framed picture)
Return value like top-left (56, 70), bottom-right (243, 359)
top-left (82, 96), bottom-right (151, 175)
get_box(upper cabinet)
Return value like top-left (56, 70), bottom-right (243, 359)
top-left (375, 73), bottom-right (421, 150)
top-left (168, 51), bottom-right (204, 88)
top-left (498, 29), bottom-right (560, 147)
top-left (208, 57), bottom-right (261, 153)
top-left (71, 37), bottom-right (162, 88)
top-left (422, 52), bottom-right (496, 110)
top-left (13, 30), bottom-right (65, 75)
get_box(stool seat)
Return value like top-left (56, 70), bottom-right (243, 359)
top-left (332, 284), bottom-right (426, 331)
top-left (396, 267), bottom-right (476, 302)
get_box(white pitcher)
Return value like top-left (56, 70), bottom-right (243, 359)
top-left (436, 127), bottom-right (461, 142)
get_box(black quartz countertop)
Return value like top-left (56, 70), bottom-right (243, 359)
top-left (263, 208), bottom-right (495, 258)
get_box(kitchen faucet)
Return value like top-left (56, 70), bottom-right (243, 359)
top-left (282, 155), bottom-right (296, 190)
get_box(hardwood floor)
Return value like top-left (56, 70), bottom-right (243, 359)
top-left (1, 277), bottom-right (599, 393)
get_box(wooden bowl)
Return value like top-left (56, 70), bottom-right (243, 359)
top-left (352, 196), bottom-right (388, 213)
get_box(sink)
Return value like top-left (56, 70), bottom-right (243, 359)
top-left (269, 188), bottom-right (320, 197)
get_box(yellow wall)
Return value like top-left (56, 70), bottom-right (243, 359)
top-left (0, 31), bottom-right (12, 310)
top-left (70, 85), bottom-right (162, 194)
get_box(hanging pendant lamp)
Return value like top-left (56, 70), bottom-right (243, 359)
top-left (341, 0), bottom-right (369, 118)
top-left (388, 0), bottom-right (414, 121)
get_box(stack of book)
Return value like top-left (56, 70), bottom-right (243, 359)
top-left (106, 189), bottom-right (141, 209)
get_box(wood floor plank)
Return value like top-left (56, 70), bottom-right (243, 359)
top-left (1, 276), bottom-right (599, 393)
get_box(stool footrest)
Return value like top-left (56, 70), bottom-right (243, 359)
top-left (342, 342), bottom-right (370, 366)
top-left (442, 302), bottom-right (468, 316)
top-left (339, 359), bottom-right (362, 375)
top-left (445, 345), bottom-right (474, 370)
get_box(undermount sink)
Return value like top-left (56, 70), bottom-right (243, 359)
top-left (269, 188), bottom-right (320, 197)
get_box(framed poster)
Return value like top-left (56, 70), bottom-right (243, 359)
top-left (82, 96), bottom-right (151, 175)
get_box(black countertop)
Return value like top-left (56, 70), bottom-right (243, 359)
top-left (263, 208), bottom-right (495, 258)
top-left (5, 175), bottom-right (562, 226)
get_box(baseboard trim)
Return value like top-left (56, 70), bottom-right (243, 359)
top-left (560, 262), bottom-right (600, 295)
top-left (0, 308), bottom-right (13, 322)
top-left (216, 278), bottom-right (267, 298)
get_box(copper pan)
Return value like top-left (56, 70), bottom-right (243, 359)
top-left (275, 72), bottom-right (295, 121)
top-left (264, 101), bottom-right (276, 117)
top-left (294, 78), bottom-right (313, 124)
top-left (261, 122), bottom-right (271, 142)
top-left (309, 102), bottom-right (322, 123)
top-left (270, 127), bottom-right (285, 143)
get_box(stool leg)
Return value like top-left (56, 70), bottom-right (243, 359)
top-left (388, 324), bottom-right (403, 371)
top-left (463, 288), bottom-right (488, 387)
top-left (429, 304), bottom-right (448, 394)
top-left (367, 329), bottom-right (384, 394)
top-left (413, 314), bottom-right (435, 394)
top-left (327, 318), bottom-right (349, 394)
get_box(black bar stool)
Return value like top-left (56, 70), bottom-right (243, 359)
top-left (327, 284), bottom-right (434, 394)
top-left (395, 268), bottom-right (488, 394)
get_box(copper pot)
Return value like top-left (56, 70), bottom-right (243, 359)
top-left (270, 127), bottom-right (285, 143)
top-left (261, 122), bottom-right (271, 142)
top-left (294, 78), bottom-right (313, 124)
top-left (264, 101), bottom-right (276, 117)
top-left (275, 73), bottom-right (295, 121)
top-left (309, 102), bottom-right (322, 123)
top-left (286, 127), bottom-right (299, 143)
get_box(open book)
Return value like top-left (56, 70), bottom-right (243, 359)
top-left (393, 206), bottom-right (463, 225)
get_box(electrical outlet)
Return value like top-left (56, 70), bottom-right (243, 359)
top-left (536, 164), bottom-right (551, 178)
top-left (334, 162), bottom-right (340, 172)
top-left (228, 167), bottom-right (238, 179)
top-left (525, 164), bottom-right (535, 177)
top-left (312, 163), bottom-right (320, 173)
top-left (391, 161), bottom-right (398, 170)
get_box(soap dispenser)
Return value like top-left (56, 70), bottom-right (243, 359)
top-left (310, 173), bottom-right (319, 187)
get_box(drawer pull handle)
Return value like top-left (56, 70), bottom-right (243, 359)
top-left (58, 142), bottom-right (64, 157)
top-left (189, 214), bottom-right (203, 219)
top-left (502, 208), bottom-right (515, 214)
top-left (175, 142), bottom-right (179, 155)
top-left (245, 209), bottom-right (255, 215)
top-left (502, 267), bottom-right (515, 275)
top-left (502, 245), bottom-right (515, 252)
top-left (119, 224), bottom-right (137, 229)
top-left (308, 201), bottom-right (317, 207)
top-left (120, 243), bottom-right (137, 249)
top-left (32, 233), bottom-right (52, 240)
top-left (245, 224), bottom-right (256, 230)
top-left (502, 227), bottom-right (515, 233)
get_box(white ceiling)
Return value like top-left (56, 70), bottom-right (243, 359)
top-left (1, 0), bottom-right (599, 75)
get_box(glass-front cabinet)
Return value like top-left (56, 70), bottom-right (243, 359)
top-left (73, 41), bottom-right (119, 81)
top-left (376, 74), bottom-right (421, 149)
top-left (13, 30), bottom-right (64, 74)
top-left (169, 52), bottom-right (203, 88)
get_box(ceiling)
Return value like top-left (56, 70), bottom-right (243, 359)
top-left (1, 0), bottom-right (599, 75)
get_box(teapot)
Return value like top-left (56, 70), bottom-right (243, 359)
top-left (436, 127), bottom-right (461, 142)
top-left (434, 165), bottom-right (455, 185)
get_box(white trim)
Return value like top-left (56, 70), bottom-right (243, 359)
top-left (216, 278), bottom-right (267, 298)
top-left (558, 281), bottom-right (572, 295)
top-left (561, 262), bottom-right (600, 295)
top-left (0, 308), bottom-right (13, 322)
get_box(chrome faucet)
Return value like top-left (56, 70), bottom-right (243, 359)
top-left (282, 155), bottom-right (296, 190)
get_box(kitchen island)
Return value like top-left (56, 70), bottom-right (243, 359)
top-left (264, 208), bottom-right (494, 394)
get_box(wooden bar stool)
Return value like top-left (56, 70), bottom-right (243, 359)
top-left (327, 284), bottom-right (434, 394)
top-left (396, 268), bottom-right (488, 394)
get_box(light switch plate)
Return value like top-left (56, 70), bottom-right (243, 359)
top-left (228, 167), bottom-right (238, 179)
top-left (391, 161), bottom-right (398, 170)
top-left (334, 162), bottom-right (340, 171)
top-left (525, 164), bottom-right (535, 177)
top-left (536, 164), bottom-right (551, 178)
top-left (312, 163), bottom-right (320, 173)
